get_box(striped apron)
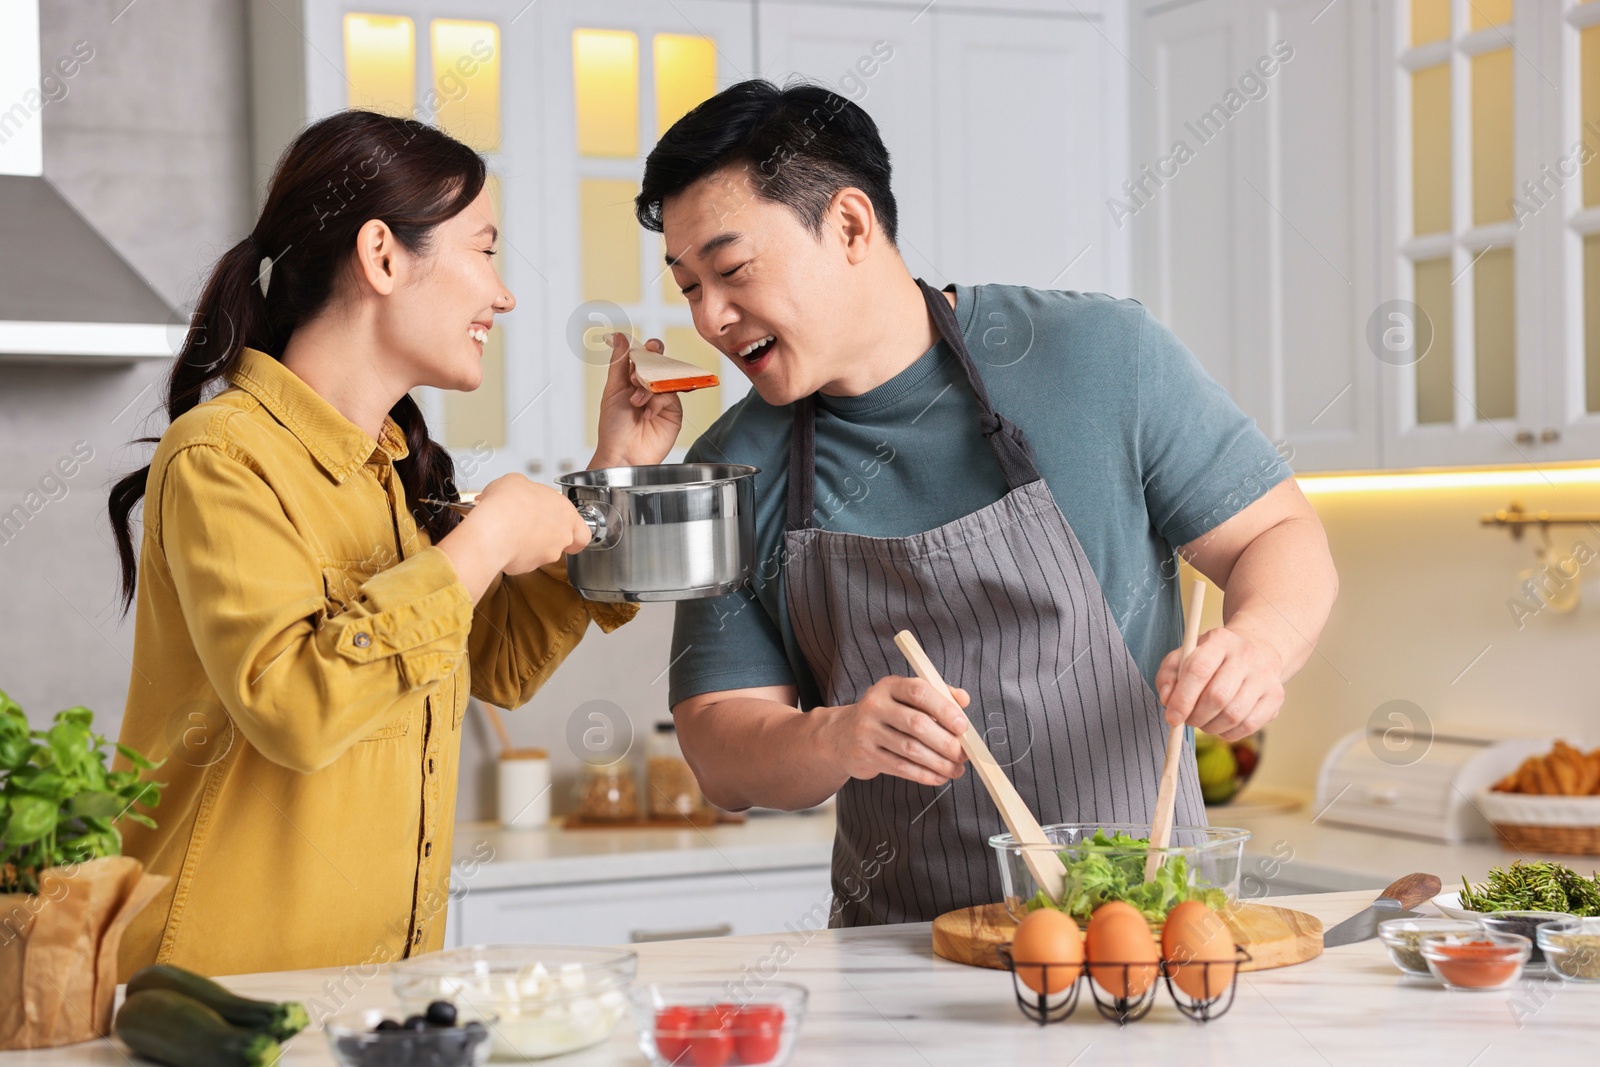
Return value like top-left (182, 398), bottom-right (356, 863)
top-left (783, 279), bottom-right (1207, 927)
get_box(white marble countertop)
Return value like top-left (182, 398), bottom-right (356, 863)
top-left (6, 889), bottom-right (1594, 1066)
top-left (449, 812), bottom-right (838, 891)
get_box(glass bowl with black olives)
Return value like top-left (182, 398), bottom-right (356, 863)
top-left (325, 1001), bottom-right (496, 1067)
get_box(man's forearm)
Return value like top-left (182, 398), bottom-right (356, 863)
top-left (1216, 513), bottom-right (1338, 680)
top-left (674, 697), bottom-right (849, 811)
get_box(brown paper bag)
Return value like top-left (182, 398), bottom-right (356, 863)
top-left (0, 855), bottom-right (169, 1049)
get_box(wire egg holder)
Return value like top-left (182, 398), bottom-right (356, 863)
top-left (995, 944), bottom-right (1251, 1025)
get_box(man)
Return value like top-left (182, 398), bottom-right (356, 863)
top-left (638, 80), bottom-right (1337, 926)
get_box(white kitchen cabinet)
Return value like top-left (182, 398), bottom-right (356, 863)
top-left (1135, 0), bottom-right (1600, 472)
top-left (1372, 0), bottom-right (1545, 469)
top-left (755, 1), bottom-right (940, 283)
top-left (533, 0), bottom-right (757, 474)
top-left (250, 0), bottom-right (1134, 477)
top-left (1529, 1), bottom-right (1600, 463)
top-left (760, 0), bottom-right (1131, 293)
top-left (250, 0), bottom-right (757, 485)
top-left (449, 867), bottom-right (834, 947)
top-left (1132, 0), bottom-right (1379, 472)
top-left (933, 9), bottom-right (1128, 295)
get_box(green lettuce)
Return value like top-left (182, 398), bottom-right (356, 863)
top-left (1021, 829), bottom-right (1227, 923)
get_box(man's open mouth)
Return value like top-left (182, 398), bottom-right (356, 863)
top-left (735, 334), bottom-right (777, 371)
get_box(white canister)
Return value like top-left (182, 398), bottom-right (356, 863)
top-left (497, 748), bottom-right (551, 829)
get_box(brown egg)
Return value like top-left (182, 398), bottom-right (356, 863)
top-left (1161, 901), bottom-right (1238, 1000)
top-left (1085, 901), bottom-right (1160, 999)
top-left (1009, 908), bottom-right (1083, 995)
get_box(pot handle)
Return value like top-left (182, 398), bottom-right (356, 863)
top-left (575, 501), bottom-right (620, 550)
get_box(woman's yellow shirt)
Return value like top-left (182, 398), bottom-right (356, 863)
top-left (113, 348), bottom-right (634, 978)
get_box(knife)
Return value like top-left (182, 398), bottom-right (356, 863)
top-left (1323, 873), bottom-right (1443, 948)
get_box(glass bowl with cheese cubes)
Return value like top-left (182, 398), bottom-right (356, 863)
top-left (392, 944), bottom-right (637, 1059)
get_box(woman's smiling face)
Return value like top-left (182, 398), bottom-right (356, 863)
top-left (378, 186), bottom-right (514, 393)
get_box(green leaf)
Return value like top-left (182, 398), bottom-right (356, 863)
top-left (54, 707), bottom-right (94, 729)
top-left (9, 770), bottom-right (68, 801)
top-left (3, 795), bottom-right (57, 846)
top-left (0, 688), bottom-right (22, 720)
top-left (113, 742), bottom-right (158, 771)
top-left (122, 812), bottom-right (156, 830)
top-left (0, 734), bottom-right (35, 772)
top-left (68, 791), bottom-right (122, 818)
top-left (45, 721), bottom-right (89, 774)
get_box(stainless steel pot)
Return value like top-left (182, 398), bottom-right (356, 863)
top-left (556, 463), bottom-right (758, 603)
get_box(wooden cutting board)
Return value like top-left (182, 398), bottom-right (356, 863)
top-left (932, 902), bottom-right (1322, 972)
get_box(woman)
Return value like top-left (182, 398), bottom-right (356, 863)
top-left (106, 111), bottom-right (680, 978)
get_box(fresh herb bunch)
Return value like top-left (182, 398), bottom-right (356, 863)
top-left (1023, 829), bottom-right (1228, 923)
top-left (0, 687), bottom-right (164, 895)
top-left (1459, 861), bottom-right (1600, 917)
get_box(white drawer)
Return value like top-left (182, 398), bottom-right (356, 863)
top-left (448, 866), bottom-right (834, 947)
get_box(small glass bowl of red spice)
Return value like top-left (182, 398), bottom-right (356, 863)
top-left (1418, 931), bottom-right (1531, 991)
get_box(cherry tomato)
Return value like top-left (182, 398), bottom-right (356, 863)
top-left (687, 1008), bottom-right (733, 1067)
top-left (654, 1006), bottom-right (695, 1063)
top-left (731, 1006), bottom-right (784, 1065)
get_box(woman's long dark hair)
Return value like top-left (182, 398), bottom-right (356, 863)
top-left (110, 110), bottom-right (484, 612)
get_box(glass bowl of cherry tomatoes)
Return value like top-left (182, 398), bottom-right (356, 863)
top-left (630, 981), bottom-right (807, 1067)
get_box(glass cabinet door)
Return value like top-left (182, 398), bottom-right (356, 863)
top-left (1385, 0), bottom-right (1543, 467)
top-left (540, 0), bottom-right (757, 478)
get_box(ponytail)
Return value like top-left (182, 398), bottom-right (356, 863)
top-left (110, 111), bottom-right (483, 612)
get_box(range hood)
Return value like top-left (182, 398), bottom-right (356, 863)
top-left (0, 0), bottom-right (172, 362)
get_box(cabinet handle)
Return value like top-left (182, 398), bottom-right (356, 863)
top-left (1514, 429), bottom-right (1536, 445)
top-left (526, 459), bottom-right (544, 474)
top-left (1541, 428), bottom-right (1562, 444)
top-left (630, 922), bottom-right (734, 943)
top-left (559, 459), bottom-right (576, 473)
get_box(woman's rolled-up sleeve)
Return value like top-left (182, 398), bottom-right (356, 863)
top-left (157, 442), bottom-right (473, 773)
top-left (468, 558), bottom-right (638, 709)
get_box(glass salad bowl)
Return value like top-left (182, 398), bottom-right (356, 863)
top-left (989, 823), bottom-right (1250, 924)
top-left (391, 944), bottom-right (636, 1060)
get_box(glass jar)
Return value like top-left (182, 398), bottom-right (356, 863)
top-left (646, 722), bottom-right (703, 819)
top-left (574, 759), bottom-right (639, 822)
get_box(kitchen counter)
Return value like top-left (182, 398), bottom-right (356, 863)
top-left (450, 812), bottom-right (837, 892)
top-left (4, 889), bottom-right (1591, 1065)
top-left (1215, 805), bottom-right (1589, 897)
top-left (448, 801), bottom-right (1554, 900)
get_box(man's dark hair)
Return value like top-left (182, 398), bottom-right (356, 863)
top-left (636, 78), bottom-right (898, 245)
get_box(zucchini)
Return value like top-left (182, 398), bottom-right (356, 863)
top-left (126, 964), bottom-right (308, 1040)
top-left (115, 990), bottom-right (280, 1067)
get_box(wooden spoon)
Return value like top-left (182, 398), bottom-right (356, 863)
top-left (1145, 579), bottom-right (1208, 882)
top-left (894, 631), bottom-right (1067, 903)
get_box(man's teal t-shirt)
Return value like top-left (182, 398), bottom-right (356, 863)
top-left (668, 283), bottom-right (1291, 711)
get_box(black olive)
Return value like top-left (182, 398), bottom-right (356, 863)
top-left (374, 1017), bottom-right (402, 1031)
top-left (425, 1000), bottom-right (458, 1027)
top-left (402, 1013), bottom-right (429, 1030)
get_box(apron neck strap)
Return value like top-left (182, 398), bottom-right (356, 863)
top-left (786, 279), bottom-right (1041, 532)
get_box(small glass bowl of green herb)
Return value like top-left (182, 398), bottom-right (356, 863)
top-left (1537, 917), bottom-right (1600, 982)
top-left (1378, 918), bottom-right (1484, 976)
top-left (989, 823), bottom-right (1248, 925)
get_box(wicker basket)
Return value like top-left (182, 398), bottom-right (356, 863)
top-left (1476, 790), bottom-right (1600, 856)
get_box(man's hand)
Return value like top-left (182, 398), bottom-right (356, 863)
top-left (1155, 626), bottom-right (1284, 741)
top-left (816, 676), bottom-right (973, 787)
top-left (589, 333), bottom-right (684, 469)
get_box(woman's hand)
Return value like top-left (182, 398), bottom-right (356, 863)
top-left (437, 474), bottom-right (591, 601)
top-left (589, 333), bottom-right (684, 469)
